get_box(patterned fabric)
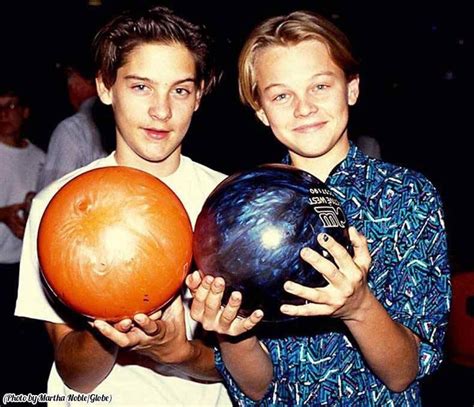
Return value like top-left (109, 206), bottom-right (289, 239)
top-left (215, 143), bottom-right (451, 406)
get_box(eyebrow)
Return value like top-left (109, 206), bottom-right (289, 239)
top-left (262, 71), bottom-right (336, 93)
top-left (124, 75), bottom-right (197, 86)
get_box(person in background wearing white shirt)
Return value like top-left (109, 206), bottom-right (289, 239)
top-left (37, 51), bottom-right (109, 190)
top-left (0, 80), bottom-right (46, 395)
top-left (15, 5), bottom-right (239, 405)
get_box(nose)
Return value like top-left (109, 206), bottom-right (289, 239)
top-left (294, 94), bottom-right (318, 118)
top-left (149, 95), bottom-right (172, 121)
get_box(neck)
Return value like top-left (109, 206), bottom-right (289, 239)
top-left (290, 137), bottom-right (350, 182)
top-left (0, 133), bottom-right (26, 148)
top-left (114, 147), bottom-right (182, 178)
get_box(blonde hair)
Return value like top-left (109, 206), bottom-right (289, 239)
top-left (239, 11), bottom-right (359, 110)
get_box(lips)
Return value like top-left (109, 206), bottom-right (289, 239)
top-left (293, 121), bottom-right (327, 133)
top-left (143, 127), bottom-right (171, 140)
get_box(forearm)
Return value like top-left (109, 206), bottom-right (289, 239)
top-left (46, 323), bottom-right (118, 393)
top-left (218, 335), bottom-right (273, 401)
top-left (167, 339), bottom-right (222, 382)
top-left (139, 338), bottom-right (221, 382)
top-left (345, 293), bottom-right (420, 392)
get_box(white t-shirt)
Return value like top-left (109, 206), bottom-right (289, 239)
top-left (15, 153), bottom-right (231, 406)
top-left (0, 140), bottom-right (45, 263)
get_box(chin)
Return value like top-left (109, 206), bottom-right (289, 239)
top-left (293, 145), bottom-right (331, 158)
top-left (143, 154), bottom-right (171, 164)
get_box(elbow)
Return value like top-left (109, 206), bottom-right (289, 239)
top-left (247, 388), bottom-right (270, 402)
top-left (61, 375), bottom-right (99, 394)
top-left (56, 362), bottom-right (102, 394)
top-left (386, 380), bottom-right (411, 393)
top-left (244, 379), bottom-right (273, 402)
top-left (384, 371), bottom-right (418, 393)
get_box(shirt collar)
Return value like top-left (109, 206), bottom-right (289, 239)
top-left (281, 141), bottom-right (369, 184)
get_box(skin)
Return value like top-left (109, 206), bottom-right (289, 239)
top-left (46, 42), bottom-right (219, 393)
top-left (0, 95), bottom-right (31, 238)
top-left (0, 95), bottom-right (29, 148)
top-left (0, 202), bottom-right (28, 239)
top-left (186, 272), bottom-right (270, 400)
top-left (189, 39), bottom-right (421, 400)
top-left (66, 70), bottom-right (97, 111)
top-left (96, 42), bottom-right (202, 178)
top-left (255, 40), bottom-right (358, 182)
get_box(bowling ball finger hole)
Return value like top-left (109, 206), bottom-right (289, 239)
top-left (76, 199), bottom-right (91, 213)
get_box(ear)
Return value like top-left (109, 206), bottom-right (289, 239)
top-left (256, 108), bottom-right (270, 126)
top-left (193, 80), bottom-right (204, 112)
top-left (96, 75), bottom-right (113, 106)
top-left (347, 76), bottom-right (360, 106)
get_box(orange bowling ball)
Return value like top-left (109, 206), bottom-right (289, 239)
top-left (38, 166), bottom-right (192, 321)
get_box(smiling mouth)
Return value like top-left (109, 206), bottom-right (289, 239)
top-left (144, 128), bottom-right (171, 140)
top-left (293, 122), bottom-right (327, 133)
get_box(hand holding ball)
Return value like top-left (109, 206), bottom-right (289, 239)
top-left (193, 164), bottom-right (352, 322)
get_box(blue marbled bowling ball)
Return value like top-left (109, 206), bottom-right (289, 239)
top-left (193, 164), bottom-right (352, 322)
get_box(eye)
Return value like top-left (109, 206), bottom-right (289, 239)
top-left (173, 87), bottom-right (191, 97)
top-left (131, 84), bottom-right (150, 93)
top-left (313, 84), bottom-right (329, 91)
top-left (273, 93), bottom-right (288, 102)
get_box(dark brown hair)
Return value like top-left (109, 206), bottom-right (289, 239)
top-left (93, 6), bottom-right (219, 95)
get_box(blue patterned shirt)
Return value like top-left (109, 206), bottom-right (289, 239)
top-left (215, 143), bottom-right (451, 406)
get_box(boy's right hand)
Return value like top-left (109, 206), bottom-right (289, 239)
top-left (186, 271), bottom-right (263, 336)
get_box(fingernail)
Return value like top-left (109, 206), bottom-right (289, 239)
top-left (300, 247), bottom-right (311, 257)
top-left (280, 305), bottom-right (290, 313)
top-left (94, 320), bottom-right (106, 330)
top-left (135, 315), bottom-right (145, 324)
top-left (230, 291), bottom-right (241, 301)
top-left (320, 233), bottom-right (329, 242)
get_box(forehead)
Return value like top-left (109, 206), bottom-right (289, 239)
top-left (254, 40), bottom-right (343, 85)
top-left (0, 94), bottom-right (19, 103)
top-left (119, 42), bottom-right (197, 81)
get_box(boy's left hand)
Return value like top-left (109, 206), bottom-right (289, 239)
top-left (186, 272), bottom-right (263, 336)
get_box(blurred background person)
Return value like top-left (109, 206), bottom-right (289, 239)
top-left (0, 80), bottom-right (44, 318)
top-left (37, 44), bottom-right (113, 190)
top-left (355, 134), bottom-right (382, 159)
top-left (0, 79), bottom-right (47, 395)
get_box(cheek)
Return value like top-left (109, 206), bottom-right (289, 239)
top-left (324, 96), bottom-right (349, 120)
top-left (268, 120), bottom-right (292, 146)
top-left (117, 99), bottom-right (143, 123)
top-left (173, 101), bottom-right (197, 126)
top-left (265, 106), bottom-right (291, 131)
